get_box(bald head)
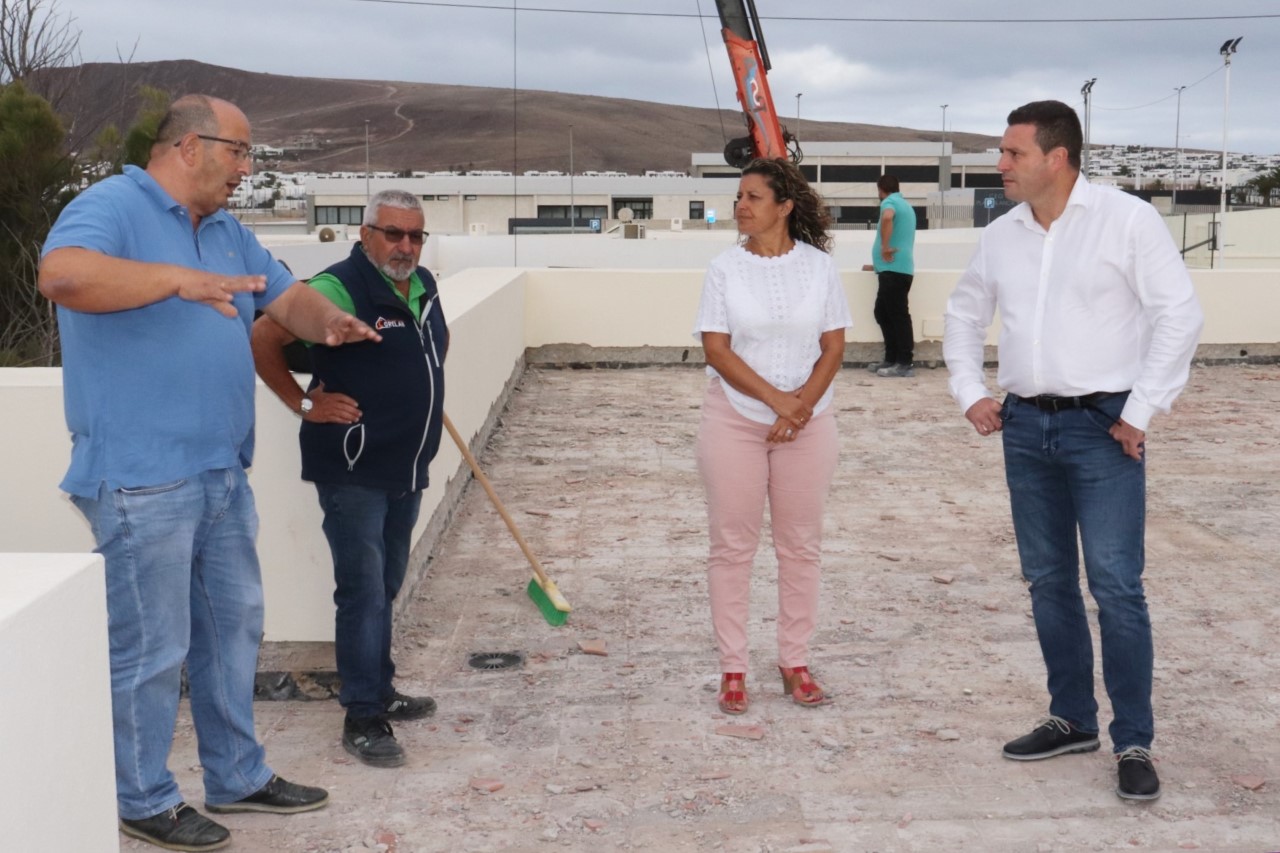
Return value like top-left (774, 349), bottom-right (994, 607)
top-left (148, 94), bottom-right (254, 222)
top-left (155, 95), bottom-right (219, 148)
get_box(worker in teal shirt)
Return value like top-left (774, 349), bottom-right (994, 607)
top-left (869, 174), bottom-right (918, 377)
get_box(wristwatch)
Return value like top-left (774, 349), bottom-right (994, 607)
top-left (299, 396), bottom-right (314, 417)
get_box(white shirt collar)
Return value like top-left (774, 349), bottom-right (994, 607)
top-left (1009, 171), bottom-right (1091, 232)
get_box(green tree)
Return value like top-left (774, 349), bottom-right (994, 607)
top-left (0, 0), bottom-right (158, 364)
top-left (0, 81), bottom-right (76, 364)
top-left (90, 84), bottom-right (168, 174)
top-left (1244, 166), bottom-right (1280, 207)
top-left (121, 85), bottom-right (167, 168)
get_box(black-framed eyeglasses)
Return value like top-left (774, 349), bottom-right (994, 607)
top-left (367, 224), bottom-right (427, 245)
top-left (175, 134), bottom-right (253, 162)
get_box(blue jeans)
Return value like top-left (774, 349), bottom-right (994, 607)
top-left (1000, 392), bottom-right (1153, 752)
top-left (71, 468), bottom-right (273, 819)
top-left (315, 484), bottom-right (422, 719)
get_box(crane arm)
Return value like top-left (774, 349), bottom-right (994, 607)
top-left (714, 0), bottom-right (798, 167)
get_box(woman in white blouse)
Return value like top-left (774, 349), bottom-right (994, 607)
top-left (693, 158), bottom-right (852, 715)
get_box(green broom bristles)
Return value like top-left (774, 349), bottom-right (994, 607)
top-left (527, 577), bottom-right (569, 626)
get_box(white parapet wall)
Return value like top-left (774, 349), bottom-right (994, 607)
top-left (242, 268), bottom-right (529, 640)
top-left (0, 553), bottom-right (118, 851)
top-left (2, 265), bottom-right (1278, 640)
top-left (520, 267), bottom-right (984, 347)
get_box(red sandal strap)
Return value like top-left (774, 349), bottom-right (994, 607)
top-left (782, 666), bottom-right (823, 700)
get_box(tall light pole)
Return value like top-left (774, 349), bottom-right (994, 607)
top-left (939, 104), bottom-right (948, 227)
top-left (1172, 85), bottom-right (1186, 211)
top-left (364, 119), bottom-right (371, 202)
top-left (1080, 78), bottom-right (1097, 176)
top-left (795, 92), bottom-right (802, 129)
top-left (569, 124), bottom-right (575, 235)
top-left (1217, 37), bottom-right (1242, 266)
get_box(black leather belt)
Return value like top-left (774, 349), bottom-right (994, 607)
top-left (1013, 392), bottom-right (1122, 413)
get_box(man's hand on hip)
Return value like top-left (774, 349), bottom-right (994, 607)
top-left (305, 382), bottom-right (362, 425)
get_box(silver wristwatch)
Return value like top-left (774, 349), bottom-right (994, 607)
top-left (298, 396), bottom-right (314, 417)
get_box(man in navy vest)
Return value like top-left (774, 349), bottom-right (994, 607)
top-left (253, 189), bottom-right (447, 768)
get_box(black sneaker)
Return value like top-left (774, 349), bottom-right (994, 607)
top-left (205, 774), bottom-right (329, 814)
top-left (1002, 716), bottom-right (1101, 761)
top-left (120, 803), bottom-right (230, 852)
top-left (1116, 746), bottom-right (1161, 800)
top-left (383, 690), bottom-right (437, 721)
top-left (343, 715), bottom-right (406, 767)
top-left (866, 360), bottom-right (893, 374)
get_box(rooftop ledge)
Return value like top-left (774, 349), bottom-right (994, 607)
top-left (4, 266), bottom-right (1279, 849)
top-left (4, 265), bottom-right (1280, 643)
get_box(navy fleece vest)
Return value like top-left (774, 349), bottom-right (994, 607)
top-left (300, 243), bottom-right (447, 491)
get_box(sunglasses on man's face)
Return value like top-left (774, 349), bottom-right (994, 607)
top-left (367, 224), bottom-right (427, 245)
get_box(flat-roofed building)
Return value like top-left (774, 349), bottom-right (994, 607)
top-left (308, 142), bottom-right (1001, 235)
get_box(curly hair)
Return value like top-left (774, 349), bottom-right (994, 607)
top-left (739, 158), bottom-right (833, 253)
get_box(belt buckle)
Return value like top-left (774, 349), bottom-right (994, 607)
top-left (1037, 395), bottom-right (1063, 412)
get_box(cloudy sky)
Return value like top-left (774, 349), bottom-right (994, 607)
top-left (54, 0), bottom-right (1280, 154)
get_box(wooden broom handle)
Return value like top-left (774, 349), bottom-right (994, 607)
top-left (442, 412), bottom-right (552, 588)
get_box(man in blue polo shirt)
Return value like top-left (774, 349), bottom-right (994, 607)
top-left (39, 94), bottom-right (380, 852)
top-left (252, 189), bottom-right (447, 770)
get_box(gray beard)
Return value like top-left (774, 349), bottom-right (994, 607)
top-left (379, 259), bottom-right (414, 282)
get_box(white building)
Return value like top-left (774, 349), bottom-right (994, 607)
top-left (307, 142), bottom-right (1002, 235)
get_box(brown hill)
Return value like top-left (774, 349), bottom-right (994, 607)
top-left (43, 60), bottom-right (1000, 174)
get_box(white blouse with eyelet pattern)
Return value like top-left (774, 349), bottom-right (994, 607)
top-left (693, 241), bottom-right (852, 425)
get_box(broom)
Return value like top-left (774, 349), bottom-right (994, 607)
top-left (442, 412), bottom-right (572, 626)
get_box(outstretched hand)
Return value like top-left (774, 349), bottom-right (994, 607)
top-left (177, 272), bottom-right (266, 318)
top-left (322, 312), bottom-right (381, 346)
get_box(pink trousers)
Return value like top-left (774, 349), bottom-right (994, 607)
top-left (696, 380), bottom-right (839, 673)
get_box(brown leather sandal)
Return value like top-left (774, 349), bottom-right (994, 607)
top-left (718, 673), bottom-right (748, 715)
top-left (779, 665), bottom-right (826, 707)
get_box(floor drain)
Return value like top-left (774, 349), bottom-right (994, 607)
top-left (468, 652), bottom-right (523, 671)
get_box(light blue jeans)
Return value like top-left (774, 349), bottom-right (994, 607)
top-left (1000, 392), bottom-right (1154, 752)
top-left (72, 468), bottom-right (273, 819)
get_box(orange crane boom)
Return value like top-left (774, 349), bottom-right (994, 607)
top-left (714, 0), bottom-right (799, 167)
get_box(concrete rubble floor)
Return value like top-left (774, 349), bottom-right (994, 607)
top-left (144, 363), bottom-right (1278, 853)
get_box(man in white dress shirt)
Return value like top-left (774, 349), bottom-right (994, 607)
top-left (943, 100), bottom-right (1203, 801)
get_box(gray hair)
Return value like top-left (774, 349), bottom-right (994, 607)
top-left (154, 94), bottom-right (219, 146)
top-left (363, 189), bottom-right (424, 226)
